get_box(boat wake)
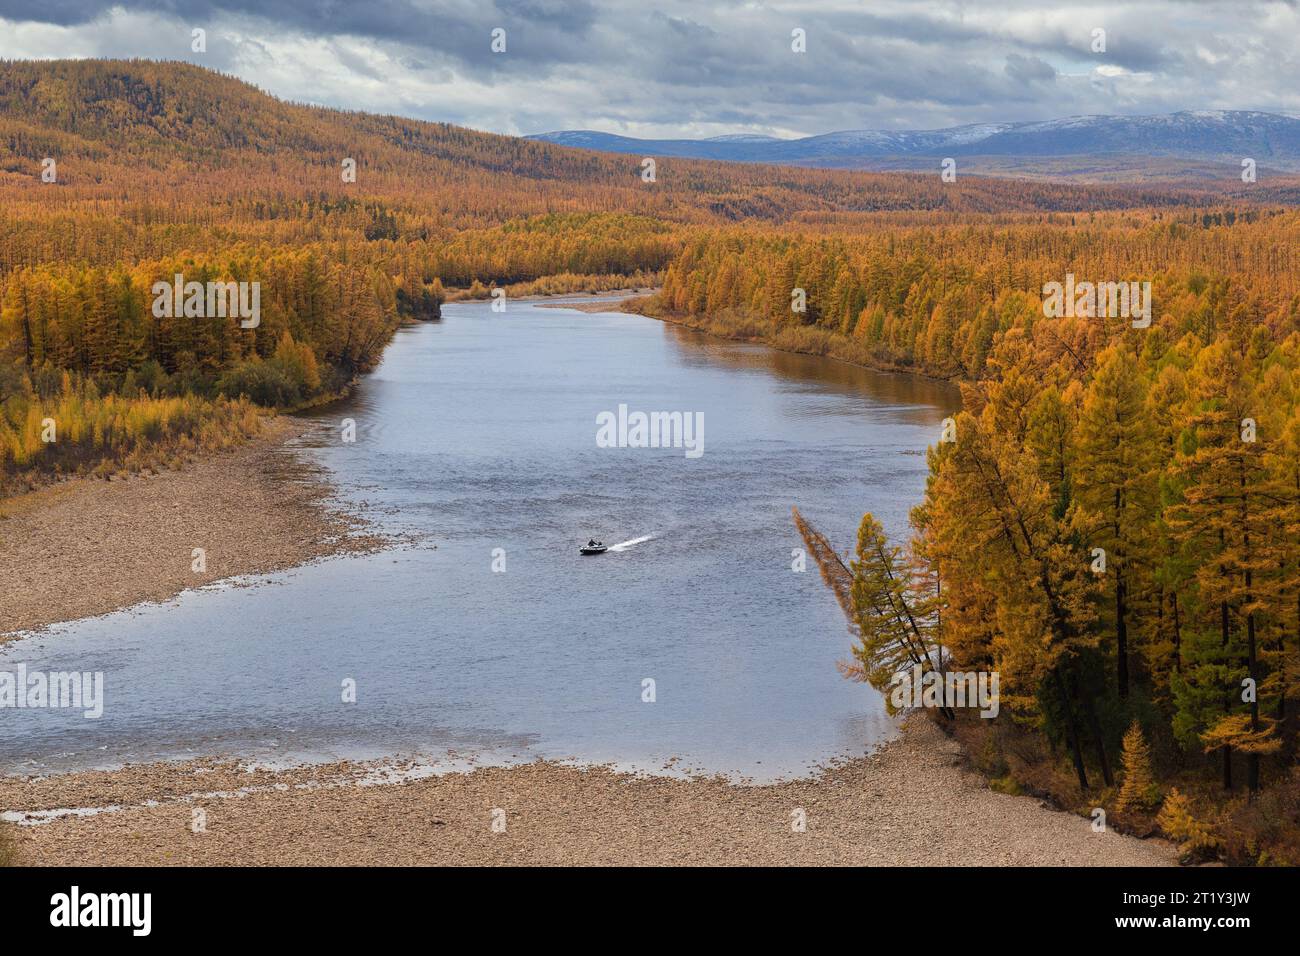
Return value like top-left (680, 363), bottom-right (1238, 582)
top-left (607, 534), bottom-right (654, 552)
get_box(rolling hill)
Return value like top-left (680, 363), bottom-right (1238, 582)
top-left (0, 60), bottom-right (1281, 217)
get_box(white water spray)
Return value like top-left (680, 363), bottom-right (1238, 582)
top-left (607, 535), bottom-right (654, 552)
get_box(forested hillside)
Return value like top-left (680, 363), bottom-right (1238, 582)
top-left (9, 60), bottom-right (1280, 488)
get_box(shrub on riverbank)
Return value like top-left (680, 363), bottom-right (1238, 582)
top-left (217, 333), bottom-right (322, 408)
top-left (0, 368), bottom-right (262, 493)
top-left (942, 709), bottom-right (1299, 864)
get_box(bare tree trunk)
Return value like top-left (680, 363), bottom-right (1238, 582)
top-left (1171, 591), bottom-right (1182, 674)
top-left (1054, 671), bottom-right (1089, 790)
top-left (1076, 672), bottom-right (1114, 787)
top-left (1222, 598), bottom-right (1234, 791)
top-left (1116, 572), bottom-right (1130, 698)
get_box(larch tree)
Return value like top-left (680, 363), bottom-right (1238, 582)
top-left (1115, 720), bottom-right (1158, 812)
top-left (927, 407), bottom-right (1105, 788)
top-left (1074, 344), bottom-right (1159, 699)
top-left (1169, 343), bottom-right (1280, 791)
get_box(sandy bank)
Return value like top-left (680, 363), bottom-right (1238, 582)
top-left (0, 417), bottom-right (381, 639)
top-left (0, 718), bottom-right (1175, 866)
top-left (531, 290), bottom-right (655, 312)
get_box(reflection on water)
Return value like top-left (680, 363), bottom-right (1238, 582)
top-left (662, 322), bottom-right (956, 418)
top-left (1, 298), bottom-right (959, 782)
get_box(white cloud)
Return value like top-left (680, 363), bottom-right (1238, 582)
top-left (1, 1), bottom-right (1297, 136)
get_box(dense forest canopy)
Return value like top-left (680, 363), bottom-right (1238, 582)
top-left (736, 206), bottom-right (1300, 864)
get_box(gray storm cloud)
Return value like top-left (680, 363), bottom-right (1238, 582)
top-left (0, 0), bottom-right (1296, 137)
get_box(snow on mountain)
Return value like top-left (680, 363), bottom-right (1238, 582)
top-left (705, 133), bottom-right (783, 143)
top-left (528, 111), bottom-right (1300, 169)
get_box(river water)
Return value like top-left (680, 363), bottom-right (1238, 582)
top-left (1, 297), bottom-right (957, 781)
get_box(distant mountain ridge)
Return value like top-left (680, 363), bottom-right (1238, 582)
top-left (530, 111), bottom-right (1300, 172)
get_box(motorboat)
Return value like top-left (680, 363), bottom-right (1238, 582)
top-left (579, 539), bottom-right (608, 555)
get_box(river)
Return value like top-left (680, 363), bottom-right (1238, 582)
top-left (0, 296), bottom-right (958, 782)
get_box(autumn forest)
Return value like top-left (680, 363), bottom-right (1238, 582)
top-left (3, 59), bottom-right (1299, 864)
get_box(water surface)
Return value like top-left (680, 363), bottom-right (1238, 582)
top-left (1, 297), bottom-right (957, 781)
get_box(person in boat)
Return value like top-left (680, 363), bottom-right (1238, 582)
top-left (588, 539), bottom-right (597, 547)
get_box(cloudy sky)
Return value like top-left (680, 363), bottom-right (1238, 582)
top-left (1, 1), bottom-right (1297, 138)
